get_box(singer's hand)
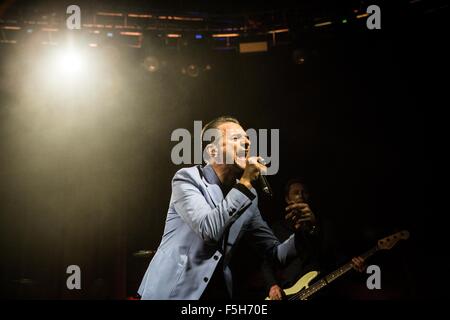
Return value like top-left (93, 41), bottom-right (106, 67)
top-left (239, 157), bottom-right (266, 190)
top-left (285, 202), bottom-right (316, 230)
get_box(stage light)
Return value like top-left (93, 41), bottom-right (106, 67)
top-left (292, 49), bottom-right (307, 65)
top-left (212, 33), bottom-right (239, 38)
top-left (357, 13), bottom-right (369, 19)
top-left (181, 64), bottom-right (200, 77)
top-left (267, 28), bottom-right (289, 34)
top-left (143, 56), bottom-right (160, 73)
top-left (314, 21), bottom-right (332, 27)
top-left (186, 64), bottom-right (199, 77)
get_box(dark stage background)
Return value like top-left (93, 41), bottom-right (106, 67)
top-left (0, 0), bottom-right (443, 299)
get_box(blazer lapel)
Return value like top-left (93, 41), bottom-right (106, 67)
top-left (199, 165), bottom-right (224, 207)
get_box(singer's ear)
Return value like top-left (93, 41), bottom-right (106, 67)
top-left (205, 143), bottom-right (218, 159)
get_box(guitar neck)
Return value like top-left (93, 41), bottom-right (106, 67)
top-left (325, 246), bottom-right (377, 284)
top-left (297, 246), bottom-right (378, 300)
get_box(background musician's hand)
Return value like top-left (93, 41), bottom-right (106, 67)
top-left (351, 256), bottom-right (366, 272)
top-left (268, 284), bottom-right (284, 300)
top-left (285, 202), bottom-right (316, 230)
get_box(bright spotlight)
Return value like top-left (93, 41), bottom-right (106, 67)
top-left (57, 48), bottom-right (84, 74)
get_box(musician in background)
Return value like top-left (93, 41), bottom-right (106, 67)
top-left (262, 178), bottom-right (365, 300)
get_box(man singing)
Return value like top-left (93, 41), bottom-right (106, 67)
top-left (138, 116), bottom-right (306, 299)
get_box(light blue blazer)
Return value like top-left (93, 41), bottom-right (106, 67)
top-left (138, 165), bottom-right (298, 299)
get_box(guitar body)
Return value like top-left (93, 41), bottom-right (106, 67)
top-left (265, 270), bottom-right (319, 300)
top-left (283, 270), bottom-right (319, 296)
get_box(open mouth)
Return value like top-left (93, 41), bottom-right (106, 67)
top-left (236, 149), bottom-right (248, 161)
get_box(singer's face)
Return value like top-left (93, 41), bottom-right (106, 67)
top-left (216, 122), bottom-right (250, 170)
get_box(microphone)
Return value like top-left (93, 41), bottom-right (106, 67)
top-left (259, 174), bottom-right (273, 197)
top-left (257, 158), bottom-right (273, 197)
